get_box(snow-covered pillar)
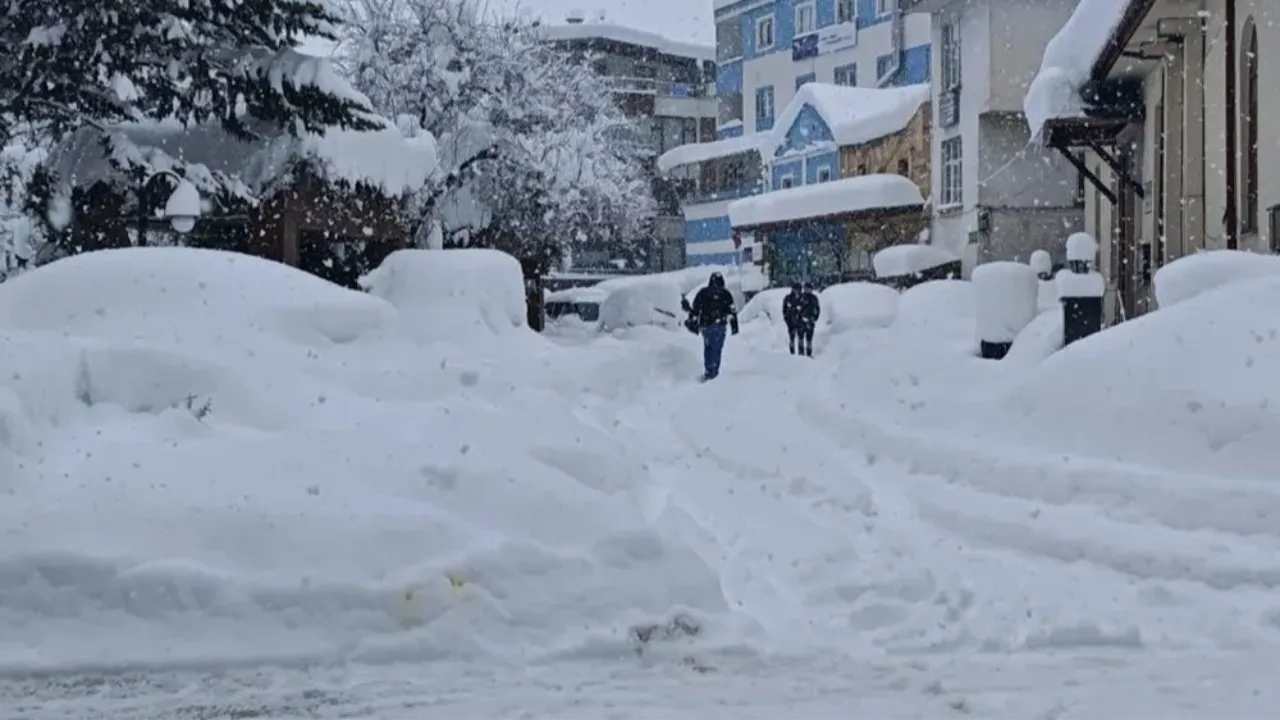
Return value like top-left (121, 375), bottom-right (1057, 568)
top-left (1030, 249), bottom-right (1057, 312)
top-left (1057, 232), bottom-right (1106, 345)
top-left (972, 261), bottom-right (1039, 360)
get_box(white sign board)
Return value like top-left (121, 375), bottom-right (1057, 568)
top-left (817, 22), bottom-right (857, 54)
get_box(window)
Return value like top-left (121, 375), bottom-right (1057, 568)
top-left (877, 0), bottom-right (896, 15)
top-left (795, 72), bottom-right (815, 90)
top-left (897, 158), bottom-right (910, 177)
top-left (817, 166), bottom-right (832, 182)
top-left (717, 92), bottom-right (744, 126)
top-left (756, 15), bottom-right (775, 50)
top-left (833, 63), bottom-right (857, 86)
top-left (633, 63), bottom-right (656, 78)
top-left (941, 137), bottom-right (963, 206)
top-left (754, 86), bottom-right (775, 128)
top-left (780, 174), bottom-right (795, 189)
top-left (1241, 18), bottom-right (1259, 232)
top-left (876, 54), bottom-right (894, 81)
top-left (794, 2), bottom-right (816, 36)
top-left (836, 0), bottom-right (855, 24)
top-left (941, 23), bottom-right (961, 89)
top-left (716, 19), bottom-right (743, 61)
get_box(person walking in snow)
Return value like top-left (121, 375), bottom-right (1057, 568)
top-left (797, 283), bottom-right (820, 357)
top-left (690, 272), bottom-right (739, 381)
top-left (782, 283), bottom-right (806, 355)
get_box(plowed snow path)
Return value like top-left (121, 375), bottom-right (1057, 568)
top-left (614, 351), bottom-right (1280, 654)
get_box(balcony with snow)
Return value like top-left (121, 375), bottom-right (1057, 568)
top-left (725, 82), bottom-right (932, 287)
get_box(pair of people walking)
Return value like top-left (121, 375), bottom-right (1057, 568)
top-left (782, 283), bottom-right (820, 357)
top-left (685, 272), bottom-right (739, 381)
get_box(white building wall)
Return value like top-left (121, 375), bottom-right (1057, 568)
top-left (927, 0), bottom-right (1084, 272)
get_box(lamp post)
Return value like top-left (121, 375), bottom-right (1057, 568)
top-left (137, 169), bottom-right (202, 245)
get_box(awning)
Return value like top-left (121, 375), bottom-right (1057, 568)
top-left (728, 174), bottom-right (925, 231)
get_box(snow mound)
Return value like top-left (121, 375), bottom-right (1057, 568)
top-left (1154, 250), bottom-right (1280, 309)
top-left (598, 280), bottom-right (684, 333)
top-left (873, 243), bottom-right (957, 279)
top-left (359, 248), bottom-right (528, 342)
top-left (973, 262), bottom-right (1038, 344)
top-left (739, 288), bottom-right (790, 325)
top-left (820, 282), bottom-right (899, 332)
top-left (1004, 309), bottom-right (1064, 367)
top-left (896, 279), bottom-right (974, 329)
top-left (1004, 273), bottom-right (1280, 477)
top-left (0, 247), bottom-right (741, 673)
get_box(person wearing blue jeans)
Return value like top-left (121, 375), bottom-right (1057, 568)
top-left (688, 272), bottom-right (739, 380)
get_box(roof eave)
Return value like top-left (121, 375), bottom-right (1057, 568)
top-left (1090, 0), bottom-right (1159, 81)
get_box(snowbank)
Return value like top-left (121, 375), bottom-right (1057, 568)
top-left (896, 279), bottom-right (974, 330)
top-left (972, 262), bottom-right (1038, 344)
top-left (1023, 0), bottom-right (1130, 139)
top-left (728, 174), bottom-right (924, 228)
top-left (0, 246), bottom-right (740, 672)
top-left (598, 280), bottom-right (684, 332)
top-left (1153, 250), bottom-right (1280, 309)
top-left (1003, 273), bottom-right (1280, 477)
top-left (873, 244), bottom-right (957, 279)
top-left (359, 248), bottom-right (528, 342)
top-left (1004, 309), bottom-right (1064, 367)
top-left (820, 282), bottom-right (899, 332)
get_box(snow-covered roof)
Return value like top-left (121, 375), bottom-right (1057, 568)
top-left (656, 132), bottom-right (768, 174)
top-left (49, 116), bottom-right (439, 201)
top-left (1023, 0), bottom-right (1132, 140)
top-left (873, 244), bottom-right (958, 278)
top-left (537, 21), bottom-right (714, 62)
top-left (769, 83), bottom-right (931, 154)
top-left (727, 174), bottom-right (924, 228)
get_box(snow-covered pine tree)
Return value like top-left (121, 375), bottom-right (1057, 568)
top-left (1, 0), bottom-right (379, 148)
top-left (335, 0), bottom-right (655, 269)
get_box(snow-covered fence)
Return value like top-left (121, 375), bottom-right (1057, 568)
top-left (1056, 232), bottom-right (1105, 345)
top-left (972, 261), bottom-right (1039, 359)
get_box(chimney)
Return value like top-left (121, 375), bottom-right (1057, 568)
top-left (565, 9), bottom-right (584, 23)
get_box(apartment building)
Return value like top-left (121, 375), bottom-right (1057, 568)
top-left (541, 13), bottom-right (719, 270)
top-left (713, 0), bottom-right (933, 139)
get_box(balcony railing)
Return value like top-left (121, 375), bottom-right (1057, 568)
top-left (608, 77), bottom-right (716, 98)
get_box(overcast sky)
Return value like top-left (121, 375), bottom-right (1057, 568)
top-left (300, 0), bottom-right (714, 55)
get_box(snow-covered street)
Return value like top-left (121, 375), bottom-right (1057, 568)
top-left (4, 247), bottom-right (1280, 716)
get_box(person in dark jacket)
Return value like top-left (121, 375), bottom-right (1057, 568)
top-left (782, 283), bottom-right (805, 355)
top-left (796, 283), bottom-right (820, 357)
top-left (690, 272), bottom-right (739, 380)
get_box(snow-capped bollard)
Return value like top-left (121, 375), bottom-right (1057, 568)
top-left (972, 261), bottom-right (1039, 360)
top-left (1029, 249), bottom-right (1057, 313)
top-left (1057, 232), bottom-right (1105, 345)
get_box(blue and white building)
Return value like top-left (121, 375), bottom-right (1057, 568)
top-left (712, 0), bottom-right (932, 139)
top-left (656, 0), bottom-right (932, 267)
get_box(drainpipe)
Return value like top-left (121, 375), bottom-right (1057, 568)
top-left (1224, 0), bottom-right (1238, 248)
top-left (1180, 17), bottom-right (1206, 254)
top-left (876, 5), bottom-right (905, 88)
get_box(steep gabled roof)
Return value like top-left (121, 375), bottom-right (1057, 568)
top-left (769, 83), bottom-right (931, 154)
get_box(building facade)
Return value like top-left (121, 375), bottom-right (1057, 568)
top-left (904, 0), bottom-right (1086, 276)
top-left (541, 16), bottom-right (719, 271)
top-left (1030, 0), bottom-right (1278, 322)
top-left (713, 0), bottom-right (933, 140)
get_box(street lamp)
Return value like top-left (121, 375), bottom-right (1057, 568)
top-left (137, 168), bottom-right (201, 244)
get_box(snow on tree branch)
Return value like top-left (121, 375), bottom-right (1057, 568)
top-left (334, 0), bottom-right (656, 265)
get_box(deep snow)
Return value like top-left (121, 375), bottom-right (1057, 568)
top-left (4, 247), bottom-right (1280, 716)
